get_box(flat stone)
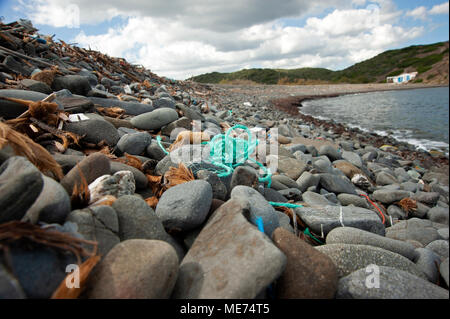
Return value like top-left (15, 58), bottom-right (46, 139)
top-left (413, 248), bottom-right (441, 282)
top-left (231, 185), bottom-right (280, 236)
top-left (117, 132), bottom-right (152, 155)
top-left (337, 194), bottom-right (369, 208)
top-left (196, 170), bottom-right (227, 201)
top-left (20, 78), bottom-right (52, 94)
top-left (64, 117), bottom-right (119, 146)
top-left (319, 173), bottom-right (357, 195)
top-left (412, 192), bottom-right (441, 206)
top-left (52, 75), bottom-right (91, 96)
top-left (85, 239), bottom-right (179, 298)
top-left (295, 205), bottom-right (385, 236)
top-left (23, 175), bottom-right (71, 224)
top-left (385, 218), bottom-right (447, 246)
top-left (0, 156), bottom-right (43, 223)
top-left (60, 152), bottom-right (111, 195)
top-left (66, 206), bottom-right (120, 256)
top-left (272, 227), bottom-right (338, 298)
top-left (296, 171), bottom-right (320, 192)
top-left (427, 206), bottom-right (449, 225)
top-left (425, 240), bottom-right (449, 260)
top-left (316, 244), bottom-right (427, 279)
top-left (131, 108), bottom-right (179, 130)
top-left (326, 227), bottom-right (417, 260)
top-left (337, 266), bottom-right (448, 299)
top-left (372, 189), bottom-right (411, 204)
top-left (275, 156), bottom-right (307, 180)
top-left (172, 198), bottom-right (286, 299)
top-left (156, 180), bottom-right (212, 232)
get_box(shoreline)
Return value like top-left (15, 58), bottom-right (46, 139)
top-left (203, 83), bottom-right (449, 171)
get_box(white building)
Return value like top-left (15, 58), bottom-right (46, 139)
top-left (386, 72), bottom-right (418, 84)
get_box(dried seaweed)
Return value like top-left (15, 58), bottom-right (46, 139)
top-left (164, 162), bottom-right (195, 188)
top-left (144, 196), bottom-right (159, 209)
top-left (71, 167), bottom-right (90, 209)
top-left (96, 106), bottom-right (125, 118)
top-left (0, 121), bottom-right (64, 180)
top-left (397, 198), bottom-right (417, 215)
top-left (0, 221), bottom-right (97, 265)
top-left (116, 153), bottom-right (142, 170)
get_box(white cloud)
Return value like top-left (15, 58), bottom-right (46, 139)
top-left (429, 1), bottom-right (449, 15)
top-left (15, 0), bottom-right (428, 79)
top-left (406, 6), bottom-right (428, 20)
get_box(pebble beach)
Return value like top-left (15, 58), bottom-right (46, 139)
top-left (0, 19), bottom-right (449, 299)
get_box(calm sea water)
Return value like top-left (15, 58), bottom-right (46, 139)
top-left (301, 87), bottom-right (449, 154)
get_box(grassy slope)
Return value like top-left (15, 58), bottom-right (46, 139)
top-left (190, 41), bottom-right (449, 85)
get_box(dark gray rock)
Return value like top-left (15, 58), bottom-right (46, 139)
top-left (385, 218), bottom-right (447, 246)
top-left (326, 227), bottom-right (417, 260)
top-left (263, 188), bottom-right (288, 203)
top-left (413, 192), bottom-right (441, 206)
top-left (337, 194), bottom-right (370, 208)
top-left (117, 132), bottom-right (152, 155)
top-left (302, 191), bottom-right (335, 206)
top-left (372, 189), bottom-right (410, 204)
top-left (318, 145), bottom-right (342, 161)
top-left (156, 180), bottom-right (213, 232)
top-left (64, 117), bottom-right (119, 146)
top-left (341, 151), bottom-right (363, 168)
top-left (231, 185), bottom-right (280, 236)
top-left (0, 156), bottom-right (43, 223)
top-left (131, 108), bottom-right (179, 130)
top-left (279, 188), bottom-right (302, 201)
top-left (316, 244), bottom-right (427, 279)
top-left (425, 240), bottom-right (449, 260)
top-left (85, 239), bottom-right (179, 298)
top-left (440, 258), bottom-right (449, 286)
top-left (89, 97), bottom-right (154, 115)
top-left (319, 173), bottom-right (357, 195)
top-left (52, 75), bottom-right (91, 96)
top-left (376, 171), bottom-right (398, 186)
top-left (295, 205), bottom-right (385, 236)
top-left (337, 266), bottom-right (448, 299)
top-left (23, 175), bottom-right (71, 224)
top-left (196, 170), bottom-right (227, 201)
top-left (296, 171), bottom-right (320, 192)
top-left (154, 97), bottom-right (176, 109)
top-left (67, 206), bottom-right (120, 256)
top-left (230, 166), bottom-right (259, 190)
top-left (427, 206), bottom-right (449, 225)
top-left (387, 205), bottom-right (407, 220)
top-left (20, 79), bottom-right (52, 94)
top-left (413, 248), bottom-right (441, 282)
top-left (0, 264), bottom-right (25, 299)
top-left (172, 198), bottom-right (286, 299)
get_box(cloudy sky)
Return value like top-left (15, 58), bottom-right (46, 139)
top-left (1, 0), bottom-right (449, 79)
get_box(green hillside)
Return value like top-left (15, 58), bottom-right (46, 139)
top-left (190, 41), bottom-right (449, 85)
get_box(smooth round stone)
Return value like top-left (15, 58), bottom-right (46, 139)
top-left (326, 227), bottom-right (417, 260)
top-left (131, 108), bottom-right (179, 130)
top-left (413, 248), bottom-right (441, 282)
top-left (0, 156), bottom-right (43, 223)
top-left (342, 151), bottom-right (363, 168)
top-left (272, 227), bottom-right (338, 298)
top-left (60, 153), bottom-right (111, 195)
top-left (337, 266), bottom-right (449, 299)
top-left (154, 97), bottom-right (176, 109)
top-left (112, 195), bottom-right (168, 241)
top-left (318, 145), bottom-right (342, 161)
top-left (372, 189), bottom-right (410, 204)
top-left (437, 227), bottom-right (449, 240)
top-left (425, 240), bottom-right (449, 260)
top-left (52, 75), bottom-right (91, 96)
top-left (316, 244), bottom-right (427, 280)
top-left (117, 132), bottom-right (152, 155)
top-left (263, 188), bottom-right (288, 203)
top-left (231, 185), bottom-right (280, 236)
top-left (88, 97), bottom-right (154, 115)
top-left (296, 171), bottom-right (320, 192)
top-left (413, 192), bottom-right (441, 206)
top-left (319, 173), bottom-right (357, 195)
top-left (385, 218), bottom-right (447, 246)
top-left (0, 89), bottom-right (47, 118)
top-left (387, 205), bottom-right (407, 220)
top-left (302, 191), bottom-right (335, 206)
top-left (156, 180), bottom-right (213, 232)
top-left (279, 188), bottom-right (302, 201)
top-left (146, 140), bottom-right (169, 161)
top-left (64, 118), bottom-right (120, 146)
top-left (376, 171), bottom-right (399, 186)
top-left (272, 174), bottom-right (301, 190)
top-left (67, 206), bottom-right (120, 256)
top-left (20, 79), bottom-right (52, 94)
top-left (426, 206), bottom-right (449, 225)
top-left (337, 194), bottom-right (369, 208)
top-left (85, 239), bottom-right (179, 298)
top-left (23, 175), bottom-right (71, 224)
